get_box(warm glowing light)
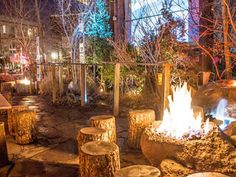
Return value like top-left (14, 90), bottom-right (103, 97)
top-left (230, 80), bottom-right (236, 87)
top-left (155, 82), bottom-right (211, 139)
top-left (20, 77), bottom-right (30, 85)
top-left (51, 52), bottom-right (58, 60)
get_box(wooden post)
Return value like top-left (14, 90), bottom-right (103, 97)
top-left (221, 0), bottom-right (231, 79)
top-left (52, 65), bottom-right (57, 104)
top-left (161, 63), bottom-right (171, 119)
top-left (29, 75), bottom-right (32, 95)
top-left (113, 63), bottom-right (120, 117)
top-left (80, 65), bottom-right (86, 106)
top-left (204, 72), bottom-right (211, 85)
top-left (59, 65), bottom-right (63, 97)
top-left (0, 122), bottom-right (8, 167)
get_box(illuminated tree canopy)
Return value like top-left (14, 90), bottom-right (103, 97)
top-left (85, 0), bottom-right (112, 38)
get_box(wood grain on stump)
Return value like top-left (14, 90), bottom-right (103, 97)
top-left (114, 165), bottom-right (161, 177)
top-left (187, 172), bottom-right (229, 177)
top-left (14, 110), bottom-right (36, 144)
top-left (90, 115), bottom-right (116, 143)
top-left (79, 141), bottom-right (120, 177)
top-left (128, 109), bottom-right (155, 149)
top-left (0, 122), bottom-right (8, 167)
top-left (77, 127), bottom-right (108, 151)
top-left (8, 105), bottom-right (29, 136)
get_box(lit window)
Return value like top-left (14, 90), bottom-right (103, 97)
top-left (2, 25), bottom-right (6, 34)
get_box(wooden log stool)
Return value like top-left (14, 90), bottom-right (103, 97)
top-left (0, 122), bottom-right (8, 167)
top-left (79, 141), bottom-right (120, 177)
top-left (90, 115), bottom-right (116, 143)
top-left (77, 127), bottom-right (108, 151)
top-left (187, 172), bottom-right (229, 177)
top-left (7, 105), bottom-right (29, 136)
top-left (14, 110), bottom-right (36, 144)
top-left (114, 165), bottom-right (161, 177)
top-left (128, 109), bottom-right (155, 149)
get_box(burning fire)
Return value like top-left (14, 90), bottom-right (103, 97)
top-left (19, 77), bottom-right (30, 85)
top-left (155, 82), bottom-right (212, 139)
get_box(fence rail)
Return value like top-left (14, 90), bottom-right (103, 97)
top-left (38, 61), bottom-right (170, 117)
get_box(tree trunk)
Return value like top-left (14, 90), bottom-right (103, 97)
top-left (77, 127), bottom-right (108, 151)
top-left (222, 0), bottom-right (231, 79)
top-left (0, 122), bottom-right (8, 167)
top-left (35, 0), bottom-right (45, 77)
top-left (114, 165), bottom-right (161, 177)
top-left (79, 141), bottom-right (120, 177)
top-left (128, 109), bottom-right (155, 149)
top-left (14, 110), bottom-right (36, 144)
top-left (199, 0), bottom-right (214, 74)
top-left (90, 115), bottom-right (116, 143)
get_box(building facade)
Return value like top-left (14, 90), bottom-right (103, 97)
top-left (0, 15), bottom-right (38, 69)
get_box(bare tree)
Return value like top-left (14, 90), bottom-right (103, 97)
top-left (55, 0), bottom-right (95, 81)
top-left (108, 0), bottom-right (191, 99)
top-left (111, 0), bottom-right (236, 89)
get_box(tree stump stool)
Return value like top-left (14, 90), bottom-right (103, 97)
top-left (128, 109), bottom-right (155, 149)
top-left (90, 115), bottom-right (116, 143)
top-left (14, 110), bottom-right (36, 144)
top-left (77, 127), bottom-right (108, 151)
top-left (187, 172), bottom-right (229, 177)
top-left (7, 105), bottom-right (29, 136)
top-left (0, 122), bottom-right (8, 167)
top-left (79, 141), bottom-right (120, 177)
top-left (114, 165), bottom-right (161, 177)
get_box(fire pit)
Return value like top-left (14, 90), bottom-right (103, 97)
top-left (140, 83), bottom-right (236, 176)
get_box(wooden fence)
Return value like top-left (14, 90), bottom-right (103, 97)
top-left (41, 62), bottom-right (171, 117)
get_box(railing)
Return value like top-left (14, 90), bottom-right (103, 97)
top-left (37, 61), bottom-right (171, 118)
